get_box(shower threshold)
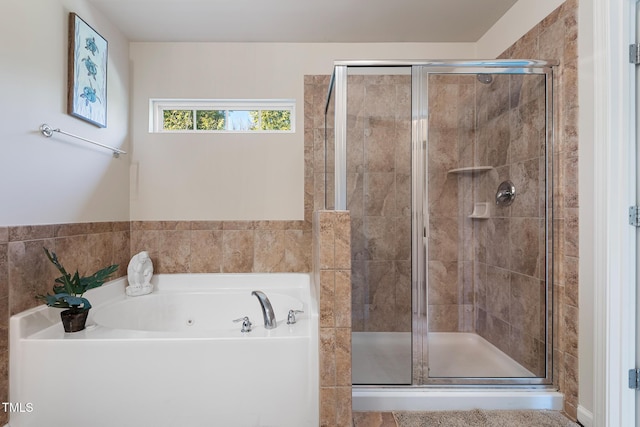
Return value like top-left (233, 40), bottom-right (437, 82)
top-left (352, 387), bottom-right (563, 412)
top-left (352, 332), bottom-right (561, 411)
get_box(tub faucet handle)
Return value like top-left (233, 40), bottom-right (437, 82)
top-left (233, 316), bottom-right (252, 333)
top-left (287, 309), bottom-right (304, 325)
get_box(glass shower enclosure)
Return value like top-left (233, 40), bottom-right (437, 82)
top-left (324, 60), bottom-right (555, 387)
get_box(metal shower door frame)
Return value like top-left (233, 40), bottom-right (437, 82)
top-left (331, 59), bottom-right (556, 387)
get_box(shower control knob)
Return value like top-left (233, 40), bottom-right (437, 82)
top-left (287, 309), bottom-right (304, 325)
top-left (496, 181), bottom-right (516, 207)
top-left (233, 316), bottom-right (253, 332)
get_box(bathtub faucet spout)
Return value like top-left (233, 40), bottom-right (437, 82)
top-left (251, 290), bottom-right (277, 329)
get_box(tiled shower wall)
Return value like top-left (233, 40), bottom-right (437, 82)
top-left (512, 0), bottom-right (579, 417)
top-left (498, 0), bottom-right (579, 417)
top-left (346, 75), bottom-right (413, 333)
top-left (307, 0), bottom-right (578, 419)
top-left (470, 72), bottom-right (548, 378)
top-left (427, 75), bottom-right (477, 333)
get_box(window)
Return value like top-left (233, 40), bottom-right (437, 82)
top-left (150, 99), bottom-right (295, 133)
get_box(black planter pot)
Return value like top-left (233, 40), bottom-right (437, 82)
top-left (60, 309), bottom-right (89, 332)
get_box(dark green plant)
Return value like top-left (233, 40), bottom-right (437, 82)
top-left (37, 247), bottom-right (118, 312)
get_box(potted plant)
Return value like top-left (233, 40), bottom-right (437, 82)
top-left (38, 247), bottom-right (118, 332)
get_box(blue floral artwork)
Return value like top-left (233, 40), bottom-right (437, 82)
top-left (68, 13), bottom-right (107, 127)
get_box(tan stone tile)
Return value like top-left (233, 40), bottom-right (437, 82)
top-left (112, 221), bottom-right (130, 232)
top-left (8, 239), bottom-right (57, 315)
top-left (563, 304), bottom-right (578, 358)
top-left (222, 230), bottom-right (254, 273)
top-left (54, 235), bottom-right (90, 276)
top-left (190, 221), bottom-right (223, 230)
top-left (0, 244), bottom-right (7, 300)
top-left (9, 225), bottom-right (54, 242)
top-left (334, 270), bottom-right (351, 328)
top-left (365, 216), bottom-right (396, 261)
top-left (112, 230), bottom-right (130, 278)
top-left (320, 271), bottom-right (335, 328)
top-left (130, 229), bottom-right (159, 262)
top-left (222, 221), bottom-right (255, 230)
top-left (428, 261), bottom-right (458, 305)
top-left (320, 387), bottom-right (336, 427)
top-left (564, 256), bottom-right (578, 307)
top-left (157, 230), bottom-right (191, 273)
top-left (510, 273), bottom-right (541, 339)
top-left (335, 328), bottom-right (351, 386)
top-left (254, 229), bottom-right (285, 272)
top-left (54, 222), bottom-right (91, 237)
top-left (283, 229), bottom-right (311, 272)
top-left (353, 412), bottom-right (397, 427)
top-left (190, 230), bottom-right (223, 273)
top-left (564, 208), bottom-right (579, 258)
top-left (336, 386), bottom-right (353, 427)
top-left (509, 218), bottom-right (543, 278)
top-left (319, 329), bottom-right (336, 386)
top-left (318, 212), bottom-right (335, 269)
top-left (86, 233), bottom-right (115, 274)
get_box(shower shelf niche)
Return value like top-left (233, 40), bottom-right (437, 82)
top-left (447, 166), bottom-right (493, 174)
top-left (468, 202), bottom-right (490, 219)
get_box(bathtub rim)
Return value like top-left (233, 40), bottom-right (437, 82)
top-left (11, 272), bottom-right (317, 340)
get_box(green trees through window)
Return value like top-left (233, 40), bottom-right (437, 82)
top-left (158, 101), bottom-right (294, 133)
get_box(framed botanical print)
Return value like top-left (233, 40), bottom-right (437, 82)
top-left (68, 13), bottom-right (108, 128)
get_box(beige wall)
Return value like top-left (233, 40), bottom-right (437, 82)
top-left (129, 43), bottom-right (475, 221)
top-left (476, 0), bottom-right (567, 58)
top-left (0, 0), bottom-right (130, 226)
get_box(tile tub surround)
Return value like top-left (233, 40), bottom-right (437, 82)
top-left (0, 222), bottom-right (130, 425)
top-left (2, 219), bottom-right (315, 426)
top-left (314, 210), bottom-right (352, 427)
top-left (130, 220), bottom-right (312, 274)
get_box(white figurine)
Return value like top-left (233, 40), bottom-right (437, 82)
top-left (126, 251), bottom-right (154, 296)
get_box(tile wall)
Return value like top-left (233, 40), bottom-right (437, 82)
top-left (314, 210), bottom-right (352, 427)
top-left (129, 220), bottom-right (311, 274)
top-left (0, 222), bottom-right (130, 425)
top-left (499, 0), bottom-right (579, 417)
top-left (0, 1), bottom-right (578, 423)
top-left (470, 72), bottom-right (548, 377)
top-left (345, 75), bottom-right (413, 333)
top-left (307, 0), bottom-right (578, 419)
top-left (426, 74), bottom-right (477, 333)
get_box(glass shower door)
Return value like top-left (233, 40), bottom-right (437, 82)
top-left (345, 67), bottom-right (413, 385)
top-left (415, 65), bottom-right (554, 384)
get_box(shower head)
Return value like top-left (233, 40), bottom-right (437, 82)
top-left (477, 74), bottom-right (493, 84)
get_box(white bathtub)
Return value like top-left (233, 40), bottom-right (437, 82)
top-left (9, 273), bottom-right (319, 427)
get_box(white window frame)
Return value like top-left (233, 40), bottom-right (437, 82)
top-left (149, 99), bottom-right (296, 133)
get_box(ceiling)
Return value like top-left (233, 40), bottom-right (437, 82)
top-left (87, 0), bottom-right (519, 43)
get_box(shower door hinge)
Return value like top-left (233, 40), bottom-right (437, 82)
top-left (630, 44), bottom-right (640, 64)
top-left (629, 368), bottom-right (640, 389)
top-left (629, 206), bottom-right (640, 226)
